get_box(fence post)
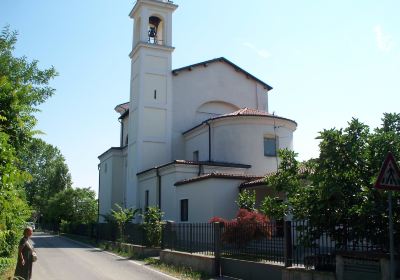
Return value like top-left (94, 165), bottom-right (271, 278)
top-left (189, 223), bottom-right (193, 253)
top-left (214, 222), bottom-right (223, 277)
top-left (284, 220), bottom-right (293, 267)
top-left (163, 221), bottom-right (173, 250)
top-left (95, 223), bottom-right (99, 243)
top-left (161, 222), bottom-right (166, 249)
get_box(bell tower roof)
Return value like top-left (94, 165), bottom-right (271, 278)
top-left (129, 0), bottom-right (178, 55)
top-left (129, 0), bottom-right (178, 19)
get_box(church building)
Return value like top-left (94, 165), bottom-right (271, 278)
top-left (98, 0), bottom-right (297, 223)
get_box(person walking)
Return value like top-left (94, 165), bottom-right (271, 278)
top-left (14, 227), bottom-right (36, 280)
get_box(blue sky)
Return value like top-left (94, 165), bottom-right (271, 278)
top-left (1, 0), bottom-right (399, 195)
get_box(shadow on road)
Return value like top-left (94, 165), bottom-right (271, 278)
top-left (31, 232), bottom-right (92, 249)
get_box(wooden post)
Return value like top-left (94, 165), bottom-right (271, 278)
top-left (284, 220), bottom-right (293, 267)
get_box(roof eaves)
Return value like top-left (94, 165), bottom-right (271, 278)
top-left (98, 146), bottom-right (125, 159)
top-left (175, 173), bottom-right (262, 186)
top-left (183, 114), bottom-right (298, 136)
top-left (172, 57), bottom-right (273, 91)
top-left (137, 160), bottom-right (251, 176)
top-left (118, 110), bottom-right (129, 120)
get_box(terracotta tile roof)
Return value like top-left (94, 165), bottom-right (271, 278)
top-left (173, 160), bottom-right (250, 167)
top-left (114, 102), bottom-right (130, 115)
top-left (137, 160), bottom-right (251, 176)
top-left (219, 107), bottom-right (271, 117)
top-left (183, 108), bottom-right (297, 135)
top-left (239, 172), bottom-right (274, 188)
top-left (175, 172), bottom-right (263, 186)
top-left (239, 164), bottom-right (314, 189)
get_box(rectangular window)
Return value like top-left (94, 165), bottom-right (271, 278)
top-left (193, 150), bottom-right (199, 161)
top-left (264, 137), bottom-right (277, 157)
top-left (180, 199), bottom-right (188, 222)
top-left (145, 190), bottom-right (149, 210)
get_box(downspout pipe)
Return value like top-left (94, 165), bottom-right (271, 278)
top-left (156, 168), bottom-right (161, 211)
top-left (118, 119), bottom-right (123, 147)
top-left (205, 121), bottom-right (211, 161)
top-left (97, 164), bottom-right (101, 223)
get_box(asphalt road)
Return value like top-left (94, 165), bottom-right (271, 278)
top-left (30, 232), bottom-right (177, 280)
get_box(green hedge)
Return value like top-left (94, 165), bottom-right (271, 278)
top-left (0, 257), bottom-right (15, 280)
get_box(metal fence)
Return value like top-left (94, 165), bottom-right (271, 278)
top-left (220, 222), bottom-right (285, 264)
top-left (124, 223), bottom-right (146, 245)
top-left (162, 220), bottom-right (391, 272)
top-left (162, 222), bottom-right (216, 256)
top-left (162, 222), bottom-right (286, 264)
top-left (55, 222), bottom-right (147, 245)
top-left (289, 220), bottom-right (389, 270)
top-left (52, 220), bottom-right (391, 272)
top-left (290, 221), bottom-right (336, 269)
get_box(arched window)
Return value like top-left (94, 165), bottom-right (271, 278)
top-left (195, 101), bottom-right (239, 123)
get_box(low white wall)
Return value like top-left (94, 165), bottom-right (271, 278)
top-left (161, 250), bottom-right (216, 276)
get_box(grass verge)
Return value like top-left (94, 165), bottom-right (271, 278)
top-left (143, 257), bottom-right (210, 280)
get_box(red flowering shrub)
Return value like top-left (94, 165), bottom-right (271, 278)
top-left (209, 209), bottom-right (272, 246)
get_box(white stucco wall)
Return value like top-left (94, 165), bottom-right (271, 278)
top-left (184, 116), bottom-right (296, 175)
top-left (111, 154), bottom-right (126, 208)
top-left (175, 178), bottom-right (244, 222)
top-left (137, 163), bottom-right (250, 222)
top-left (138, 164), bottom-right (200, 221)
top-left (171, 61), bottom-right (269, 160)
top-left (160, 166), bottom-right (199, 221)
top-left (98, 148), bottom-right (127, 222)
top-left (183, 128), bottom-right (209, 161)
top-left (138, 175), bottom-right (158, 210)
top-left (121, 116), bottom-right (129, 146)
top-left (99, 159), bottom-right (112, 222)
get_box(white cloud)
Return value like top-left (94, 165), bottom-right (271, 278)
top-left (373, 25), bottom-right (394, 52)
top-left (243, 42), bottom-right (271, 59)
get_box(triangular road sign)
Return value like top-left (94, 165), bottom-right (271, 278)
top-left (375, 152), bottom-right (400, 190)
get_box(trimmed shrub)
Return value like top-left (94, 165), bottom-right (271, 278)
top-left (210, 209), bottom-right (272, 246)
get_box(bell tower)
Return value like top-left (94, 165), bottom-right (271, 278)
top-left (125, 0), bottom-right (178, 209)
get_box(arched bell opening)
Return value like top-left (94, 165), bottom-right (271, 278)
top-left (148, 15), bottom-right (164, 45)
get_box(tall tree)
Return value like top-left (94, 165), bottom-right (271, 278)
top-left (0, 26), bottom-right (57, 258)
top-left (0, 27), bottom-right (57, 150)
top-left (261, 114), bottom-right (400, 249)
top-left (46, 187), bottom-right (98, 225)
top-left (0, 132), bottom-right (31, 258)
top-left (18, 138), bottom-right (72, 219)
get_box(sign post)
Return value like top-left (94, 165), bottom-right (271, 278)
top-left (388, 191), bottom-right (394, 280)
top-left (375, 152), bottom-right (400, 280)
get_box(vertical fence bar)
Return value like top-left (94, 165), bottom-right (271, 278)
top-left (284, 220), bottom-right (293, 267)
top-left (214, 222), bottom-right (222, 277)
